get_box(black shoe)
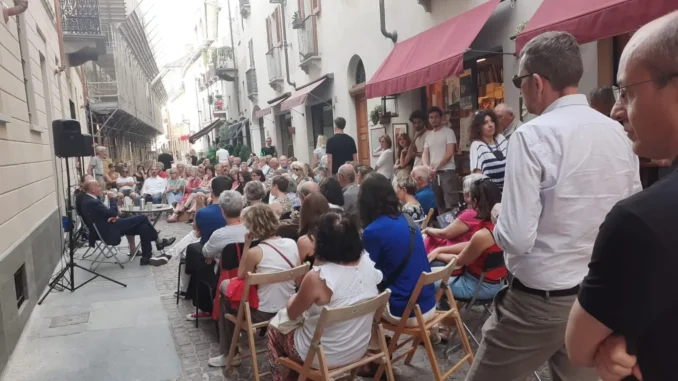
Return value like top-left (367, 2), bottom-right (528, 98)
top-left (156, 237), bottom-right (176, 251)
top-left (140, 258), bottom-right (151, 266)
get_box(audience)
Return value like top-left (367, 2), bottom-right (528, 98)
top-left (139, 166), bottom-right (167, 205)
top-left (243, 181), bottom-right (266, 207)
top-left (209, 204), bottom-right (299, 368)
top-left (355, 165), bottom-right (373, 185)
top-left (106, 164), bottom-right (120, 189)
top-left (296, 193), bottom-right (330, 264)
top-left (423, 106), bottom-right (459, 214)
top-left (166, 168), bottom-right (186, 205)
top-left (429, 179), bottom-right (506, 300)
top-left (312, 135), bottom-right (327, 168)
top-left (337, 164), bottom-right (359, 216)
top-left (169, 166), bottom-right (203, 222)
top-left (411, 166), bottom-right (438, 215)
top-left (319, 177), bottom-right (344, 211)
top-left (494, 103), bottom-right (522, 140)
top-left (268, 212), bottom-right (381, 379)
top-left (134, 164), bottom-right (146, 193)
top-left (469, 109), bottom-right (508, 190)
top-left (374, 135), bottom-right (394, 180)
top-left (156, 162), bottom-right (168, 179)
top-left (395, 176), bottom-right (426, 221)
top-left (409, 110), bottom-right (430, 167)
top-left (115, 168), bottom-right (137, 206)
top-left (269, 175), bottom-right (294, 215)
top-left (393, 132), bottom-right (415, 183)
top-left (424, 174), bottom-right (487, 254)
top-left (359, 173), bottom-right (435, 327)
top-left (290, 161), bottom-right (311, 183)
top-left (312, 166), bottom-right (328, 184)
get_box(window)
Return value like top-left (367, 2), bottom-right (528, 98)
top-left (40, 53), bottom-right (53, 126)
top-left (15, 264), bottom-right (27, 309)
top-left (356, 59), bottom-right (366, 84)
top-left (17, 14), bottom-right (37, 126)
top-left (298, 0), bottom-right (321, 18)
top-left (249, 39), bottom-right (255, 68)
top-left (266, 8), bottom-right (282, 50)
top-left (70, 100), bottom-right (76, 119)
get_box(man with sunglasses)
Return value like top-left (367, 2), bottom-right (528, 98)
top-left (465, 32), bottom-right (640, 381)
top-left (567, 12), bottom-right (678, 381)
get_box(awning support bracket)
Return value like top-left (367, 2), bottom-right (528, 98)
top-left (464, 48), bottom-right (516, 57)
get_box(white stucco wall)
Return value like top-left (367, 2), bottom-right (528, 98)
top-left (220, 0), bottom-right (604, 165)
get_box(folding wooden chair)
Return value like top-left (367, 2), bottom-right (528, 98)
top-left (277, 290), bottom-right (396, 381)
top-left (421, 208), bottom-right (435, 229)
top-left (225, 263), bottom-right (311, 381)
top-left (375, 258), bottom-right (474, 381)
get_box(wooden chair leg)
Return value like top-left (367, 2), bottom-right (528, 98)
top-left (375, 327), bottom-right (402, 381)
top-left (404, 337), bottom-right (421, 365)
top-left (226, 316), bottom-right (242, 371)
top-left (454, 312), bottom-right (474, 365)
top-left (377, 324), bottom-right (397, 381)
top-left (417, 312), bottom-right (443, 381)
top-left (245, 308), bottom-right (261, 381)
top-left (316, 346), bottom-right (331, 381)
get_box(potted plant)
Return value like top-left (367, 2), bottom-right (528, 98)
top-left (207, 94), bottom-right (214, 105)
top-left (292, 11), bottom-right (304, 29)
top-left (370, 105), bottom-right (382, 126)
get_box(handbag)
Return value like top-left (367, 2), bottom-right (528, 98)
top-left (269, 308), bottom-right (304, 335)
top-left (225, 243), bottom-right (260, 309)
top-left (377, 214), bottom-right (417, 292)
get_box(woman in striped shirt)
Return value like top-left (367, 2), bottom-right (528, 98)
top-left (469, 110), bottom-right (508, 190)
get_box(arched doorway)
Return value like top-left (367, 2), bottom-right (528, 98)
top-left (347, 54), bottom-right (369, 165)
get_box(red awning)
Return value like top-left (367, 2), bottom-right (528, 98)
top-left (279, 77), bottom-right (329, 111)
top-left (516, 0), bottom-right (678, 54)
top-left (255, 94), bottom-right (291, 119)
top-left (365, 0), bottom-right (499, 99)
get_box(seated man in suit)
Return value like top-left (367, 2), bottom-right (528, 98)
top-left (81, 180), bottom-right (175, 266)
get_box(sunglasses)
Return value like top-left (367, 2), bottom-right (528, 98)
top-left (512, 73), bottom-right (549, 89)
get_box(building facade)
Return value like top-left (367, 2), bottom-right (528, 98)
top-left (220, 0), bottom-right (618, 167)
top-left (0, 0), bottom-right (87, 371)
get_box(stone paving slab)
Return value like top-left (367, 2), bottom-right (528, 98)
top-left (151, 219), bottom-right (552, 381)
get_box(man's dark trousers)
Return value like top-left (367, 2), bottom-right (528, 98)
top-left (115, 215), bottom-right (158, 258)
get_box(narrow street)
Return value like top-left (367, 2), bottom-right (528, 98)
top-left (1, 219), bottom-right (549, 381)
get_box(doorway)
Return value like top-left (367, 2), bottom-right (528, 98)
top-left (277, 113), bottom-right (294, 157)
top-left (353, 92), bottom-right (369, 165)
top-left (310, 102), bottom-right (334, 154)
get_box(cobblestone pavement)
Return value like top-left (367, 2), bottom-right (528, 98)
top-left (152, 220), bottom-right (550, 381)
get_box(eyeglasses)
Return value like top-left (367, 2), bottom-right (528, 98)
top-left (612, 74), bottom-right (678, 103)
top-left (512, 73), bottom-right (549, 89)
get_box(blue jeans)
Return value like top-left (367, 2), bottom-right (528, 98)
top-left (167, 191), bottom-right (184, 204)
top-left (434, 270), bottom-right (503, 300)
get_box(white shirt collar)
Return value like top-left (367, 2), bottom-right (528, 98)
top-left (86, 193), bottom-right (98, 199)
top-left (542, 94), bottom-right (589, 115)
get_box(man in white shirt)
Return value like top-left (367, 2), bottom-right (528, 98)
top-left (139, 167), bottom-right (167, 205)
top-left (494, 103), bottom-right (522, 140)
top-left (422, 106), bottom-right (458, 214)
top-left (115, 168), bottom-right (137, 206)
top-left (216, 146), bottom-right (230, 164)
top-left (464, 32), bottom-right (640, 381)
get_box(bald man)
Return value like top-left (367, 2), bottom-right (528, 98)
top-left (411, 166), bottom-right (437, 214)
top-left (566, 12), bottom-right (678, 381)
top-left (494, 103), bottom-right (522, 139)
top-left (337, 164), bottom-right (359, 215)
top-left (81, 180), bottom-right (175, 266)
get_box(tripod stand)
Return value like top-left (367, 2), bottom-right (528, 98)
top-left (38, 158), bottom-right (126, 305)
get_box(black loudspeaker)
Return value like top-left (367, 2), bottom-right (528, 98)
top-left (52, 119), bottom-right (94, 158)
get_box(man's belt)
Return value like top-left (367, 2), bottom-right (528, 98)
top-left (511, 276), bottom-right (580, 298)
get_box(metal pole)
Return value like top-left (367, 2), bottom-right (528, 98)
top-left (226, 0), bottom-right (242, 116)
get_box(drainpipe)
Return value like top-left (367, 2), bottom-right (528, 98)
top-left (379, 0), bottom-right (397, 43)
top-left (226, 0), bottom-right (242, 117)
top-left (279, 1), bottom-right (296, 89)
top-left (2, 0), bottom-right (28, 23)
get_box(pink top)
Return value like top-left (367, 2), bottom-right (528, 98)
top-left (424, 209), bottom-right (483, 253)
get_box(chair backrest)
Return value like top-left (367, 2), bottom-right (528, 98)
top-left (483, 251), bottom-right (505, 271)
top-left (246, 262), bottom-right (310, 287)
top-left (421, 208), bottom-right (435, 229)
top-left (220, 240), bottom-right (260, 270)
top-left (306, 291), bottom-right (391, 360)
top-left (397, 258), bottom-right (458, 322)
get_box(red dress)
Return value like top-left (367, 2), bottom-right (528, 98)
top-left (425, 209), bottom-right (483, 252)
top-left (465, 221), bottom-right (507, 282)
top-left (178, 177), bottom-right (202, 206)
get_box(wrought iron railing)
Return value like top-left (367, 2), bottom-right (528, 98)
top-left (61, 0), bottom-right (102, 35)
top-left (297, 15), bottom-right (319, 61)
top-left (213, 46), bottom-right (235, 70)
top-left (266, 46), bottom-right (283, 83)
top-left (239, 0), bottom-right (250, 15)
top-left (246, 68), bottom-right (258, 98)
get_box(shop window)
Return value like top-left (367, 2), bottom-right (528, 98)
top-left (15, 264), bottom-right (27, 309)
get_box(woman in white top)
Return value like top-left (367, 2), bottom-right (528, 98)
top-left (312, 135), bottom-right (327, 169)
top-left (208, 204), bottom-right (300, 368)
top-left (468, 109), bottom-right (508, 190)
top-left (267, 212), bottom-right (382, 379)
top-left (374, 134), bottom-right (395, 180)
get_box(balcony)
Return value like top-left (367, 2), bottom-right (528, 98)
top-left (297, 15), bottom-right (321, 74)
top-left (213, 46), bottom-right (236, 81)
top-left (87, 81), bottom-right (119, 111)
top-left (246, 68), bottom-right (258, 101)
top-left (240, 0), bottom-right (250, 17)
top-left (60, 0), bottom-right (107, 66)
top-left (266, 46), bottom-right (283, 90)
